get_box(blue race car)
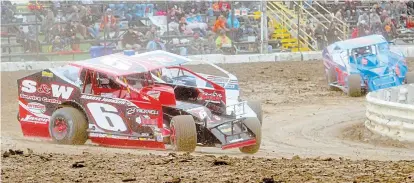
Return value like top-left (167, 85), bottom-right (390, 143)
top-left (322, 34), bottom-right (413, 97)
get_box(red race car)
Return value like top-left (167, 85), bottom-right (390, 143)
top-left (17, 51), bottom-right (262, 153)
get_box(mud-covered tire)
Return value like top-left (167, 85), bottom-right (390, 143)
top-left (170, 115), bottom-right (197, 152)
top-left (248, 101), bottom-right (262, 125)
top-left (49, 107), bottom-right (88, 145)
top-left (348, 74), bottom-right (362, 97)
top-left (406, 72), bottom-right (414, 84)
top-left (326, 67), bottom-right (340, 91)
top-left (239, 118), bottom-right (261, 154)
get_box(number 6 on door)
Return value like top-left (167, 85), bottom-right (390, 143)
top-left (87, 103), bottom-right (127, 132)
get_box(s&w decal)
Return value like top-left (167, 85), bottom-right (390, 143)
top-left (21, 80), bottom-right (74, 100)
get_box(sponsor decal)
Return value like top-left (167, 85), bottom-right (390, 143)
top-left (80, 95), bottom-right (128, 105)
top-left (27, 102), bottom-right (46, 114)
top-left (37, 84), bottom-right (51, 94)
top-left (21, 80), bottom-right (74, 100)
top-left (198, 89), bottom-right (223, 102)
top-left (126, 107), bottom-right (159, 116)
top-left (20, 94), bottom-right (62, 104)
top-left (41, 71), bottom-right (54, 77)
top-left (21, 114), bottom-right (49, 124)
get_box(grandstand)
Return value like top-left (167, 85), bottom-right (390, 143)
top-left (1, 1), bottom-right (413, 62)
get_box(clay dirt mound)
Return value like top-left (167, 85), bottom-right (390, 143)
top-left (2, 149), bottom-right (414, 183)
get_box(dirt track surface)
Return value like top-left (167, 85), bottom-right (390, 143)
top-left (2, 59), bottom-right (414, 182)
top-left (2, 149), bottom-right (414, 183)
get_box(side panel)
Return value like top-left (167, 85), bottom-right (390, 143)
top-left (17, 70), bottom-right (79, 138)
top-left (79, 94), bottom-right (165, 149)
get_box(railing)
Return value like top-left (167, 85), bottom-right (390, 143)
top-left (311, 0), bottom-right (349, 40)
top-left (365, 84), bottom-right (414, 142)
top-left (267, 2), bottom-right (317, 51)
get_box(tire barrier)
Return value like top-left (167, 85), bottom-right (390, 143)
top-left (365, 84), bottom-right (414, 142)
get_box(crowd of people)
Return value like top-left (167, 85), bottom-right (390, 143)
top-left (2, 1), bottom-right (413, 56)
top-left (1, 0), bottom-right (261, 55)
top-left (312, 0), bottom-right (414, 49)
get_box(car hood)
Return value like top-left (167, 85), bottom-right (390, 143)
top-left (357, 54), bottom-right (391, 76)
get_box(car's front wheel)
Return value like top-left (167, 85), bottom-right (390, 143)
top-left (170, 115), bottom-right (197, 152)
top-left (348, 74), bottom-right (362, 97)
top-left (49, 107), bottom-right (88, 145)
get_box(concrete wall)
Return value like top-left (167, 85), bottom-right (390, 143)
top-left (365, 84), bottom-right (414, 142)
top-left (1, 45), bottom-right (413, 72)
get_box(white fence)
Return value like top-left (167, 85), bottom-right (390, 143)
top-left (365, 84), bottom-right (414, 142)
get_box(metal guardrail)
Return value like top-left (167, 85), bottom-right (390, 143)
top-left (365, 84), bottom-right (414, 142)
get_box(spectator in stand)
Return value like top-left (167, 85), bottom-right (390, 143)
top-left (212, 15), bottom-right (229, 33)
top-left (358, 21), bottom-right (370, 37)
top-left (71, 20), bottom-right (88, 40)
top-left (145, 25), bottom-right (158, 42)
top-left (383, 17), bottom-right (397, 41)
top-left (178, 17), bottom-right (193, 35)
top-left (100, 8), bottom-right (119, 39)
top-left (27, 25), bottom-right (40, 53)
top-left (51, 36), bottom-right (65, 52)
top-left (122, 27), bottom-right (142, 50)
top-left (205, 32), bottom-right (218, 54)
top-left (327, 22), bottom-right (338, 44)
top-left (314, 22), bottom-right (326, 50)
top-left (370, 9), bottom-right (381, 25)
top-left (82, 7), bottom-right (99, 39)
top-left (358, 12), bottom-right (369, 26)
top-left (54, 9), bottom-right (66, 23)
top-left (42, 9), bottom-right (54, 43)
top-left (351, 27), bottom-right (359, 38)
top-left (16, 26), bottom-right (29, 52)
top-left (146, 36), bottom-right (166, 51)
top-left (186, 11), bottom-right (208, 36)
top-left (215, 30), bottom-right (232, 49)
top-left (189, 33), bottom-right (205, 54)
top-left (380, 10), bottom-right (389, 23)
top-left (69, 33), bottom-right (81, 51)
top-left (218, 0), bottom-right (231, 16)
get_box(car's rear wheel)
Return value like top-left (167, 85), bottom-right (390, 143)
top-left (348, 74), bottom-right (362, 97)
top-left (170, 115), bottom-right (197, 152)
top-left (49, 107), bottom-right (88, 145)
top-left (248, 101), bottom-right (262, 125)
top-left (326, 67), bottom-right (340, 91)
top-left (406, 72), bottom-right (414, 84)
top-left (239, 118), bottom-right (261, 154)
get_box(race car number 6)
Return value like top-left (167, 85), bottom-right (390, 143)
top-left (87, 103), bottom-right (127, 131)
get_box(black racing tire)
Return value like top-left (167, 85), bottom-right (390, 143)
top-left (327, 67), bottom-right (340, 91)
top-left (406, 72), bottom-right (414, 84)
top-left (239, 117), bottom-right (261, 154)
top-left (348, 74), bottom-right (362, 97)
top-left (170, 115), bottom-right (197, 152)
top-left (248, 101), bottom-right (263, 125)
top-left (49, 107), bottom-right (88, 145)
